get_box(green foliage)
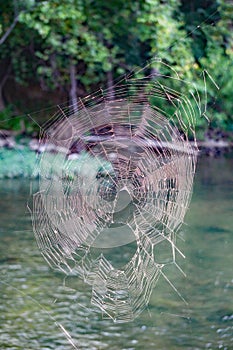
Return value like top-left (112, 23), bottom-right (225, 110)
top-left (0, 106), bottom-right (22, 131)
top-left (0, 106), bottom-right (38, 133)
top-left (0, 147), bottom-right (38, 179)
top-left (18, 0), bottom-right (111, 91)
top-left (0, 147), bottom-right (112, 179)
top-left (197, 0), bottom-right (233, 132)
top-left (0, 0), bottom-right (232, 137)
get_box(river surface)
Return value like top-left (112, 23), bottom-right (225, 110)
top-left (0, 156), bottom-right (232, 350)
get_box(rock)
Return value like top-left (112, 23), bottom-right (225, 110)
top-left (0, 130), bottom-right (16, 148)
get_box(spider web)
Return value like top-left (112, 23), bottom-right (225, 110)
top-left (30, 60), bottom-right (200, 323)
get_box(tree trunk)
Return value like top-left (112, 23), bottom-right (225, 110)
top-left (0, 64), bottom-right (11, 111)
top-left (0, 15), bottom-right (18, 46)
top-left (69, 61), bottom-right (78, 113)
top-left (0, 86), bottom-right (5, 111)
top-left (107, 69), bottom-right (115, 100)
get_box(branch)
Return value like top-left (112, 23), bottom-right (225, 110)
top-left (0, 15), bottom-right (19, 46)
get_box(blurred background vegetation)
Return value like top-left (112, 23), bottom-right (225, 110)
top-left (0, 0), bottom-right (232, 139)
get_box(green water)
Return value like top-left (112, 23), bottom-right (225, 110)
top-left (0, 157), bottom-right (232, 350)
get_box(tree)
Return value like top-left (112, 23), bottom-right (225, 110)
top-left (199, 0), bottom-right (233, 131)
top-left (18, 0), bottom-right (113, 109)
top-left (0, 0), bottom-right (232, 136)
top-left (0, 0), bottom-right (39, 110)
top-left (180, 0), bottom-right (233, 132)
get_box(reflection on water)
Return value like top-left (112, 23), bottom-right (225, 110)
top-left (0, 157), bottom-right (232, 349)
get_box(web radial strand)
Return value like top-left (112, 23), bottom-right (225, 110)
top-left (32, 65), bottom-right (198, 322)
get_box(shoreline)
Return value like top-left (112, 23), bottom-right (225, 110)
top-left (0, 136), bottom-right (232, 179)
top-left (0, 131), bottom-right (233, 155)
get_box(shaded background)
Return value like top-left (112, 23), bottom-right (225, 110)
top-left (0, 0), bottom-right (232, 139)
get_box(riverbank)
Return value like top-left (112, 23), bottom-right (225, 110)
top-left (0, 131), bottom-right (232, 179)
